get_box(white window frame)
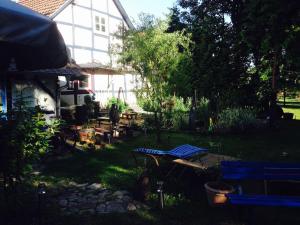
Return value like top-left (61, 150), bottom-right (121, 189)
top-left (94, 15), bottom-right (107, 34)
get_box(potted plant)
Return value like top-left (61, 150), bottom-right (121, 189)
top-left (204, 181), bottom-right (235, 206)
top-left (78, 123), bottom-right (95, 143)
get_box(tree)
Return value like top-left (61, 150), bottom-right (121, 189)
top-left (169, 0), bottom-right (300, 112)
top-left (119, 15), bottom-right (193, 142)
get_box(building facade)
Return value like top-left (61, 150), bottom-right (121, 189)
top-left (20, 0), bottom-right (140, 109)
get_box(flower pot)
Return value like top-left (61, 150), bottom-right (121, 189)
top-left (204, 181), bottom-right (235, 206)
top-left (78, 128), bottom-right (94, 143)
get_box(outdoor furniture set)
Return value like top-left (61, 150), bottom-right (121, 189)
top-left (134, 146), bottom-right (300, 222)
top-left (221, 161), bottom-right (300, 207)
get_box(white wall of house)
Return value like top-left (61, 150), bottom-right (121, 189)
top-left (54, 0), bottom-right (126, 66)
top-left (55, 0), bottom-right (139, 108)
top-left (12, 78), bottom-right (57, 114)
top-left (92, 73), bottom-right (139, 107)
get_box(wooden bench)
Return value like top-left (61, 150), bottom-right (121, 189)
top-left (221, 161), bottom-right (300, 208)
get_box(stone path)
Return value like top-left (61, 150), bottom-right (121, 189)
top-left (49, 182), bottom-right (147, 215)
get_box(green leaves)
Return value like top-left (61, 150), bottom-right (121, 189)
top-left (120, 17), bottom-right (193, 114)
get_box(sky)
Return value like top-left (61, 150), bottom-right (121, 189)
top-left (120, 0), bottom-right (176, 22)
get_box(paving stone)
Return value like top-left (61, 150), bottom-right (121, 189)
top-left (127, 203), bottom-right (137, 211)
top-left (106, 201), bottom-right (126, 213)
top-left (79, 209), bottom-right (95, 215)
top-left (49, 182), bottom-right (145, 215)
top-left (59, 199), bottom-right (68, 207)
top-left (87, 183), bottom-right (102, 190)
top-left (96, 204), bottom-right (107, 213)
top-left (112, 191), bottom-right (125, 199)
top-left (78, 202), bottom-right (96, 210)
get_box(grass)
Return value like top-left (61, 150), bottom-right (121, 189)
top-left (2, 120), bottom-right (300, 225)
top-left (278, 97), bottom-right (300, 120)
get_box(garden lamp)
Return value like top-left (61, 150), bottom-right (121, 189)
top-left (157, 181), bottom-right (165, 209)
top-left (37, 183), bottom-right (46, 225)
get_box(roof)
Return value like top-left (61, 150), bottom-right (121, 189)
top-left (19, 0), bottom-right (134, 29)
top-left (19, 0), bottom-right (65, 16)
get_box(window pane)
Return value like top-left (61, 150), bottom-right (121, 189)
top-left (101, 17), bottom-right (105, 24)
top-left (101, 25), bottom-right (105, 32)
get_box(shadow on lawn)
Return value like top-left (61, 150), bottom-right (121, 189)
top-left (24, 120), bottom-right (300, 225)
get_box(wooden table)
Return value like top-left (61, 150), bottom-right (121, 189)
top-left (97, 116), bottom-right (110, 126)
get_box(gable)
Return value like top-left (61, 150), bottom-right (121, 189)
top-left (19, 0), bottom-right (133, 29)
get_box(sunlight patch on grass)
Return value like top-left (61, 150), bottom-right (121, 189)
top-left (283, 107), bottom-right (300, 120)
top-left (106, 165), bottom-right (132, 174)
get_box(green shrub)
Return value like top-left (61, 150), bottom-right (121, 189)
top-left (163, 97), bottom-right (190, 130)
top-left (106, 97), bottom-right (128, 113)
top-left (213, 107), bottom-right (258, 133)
top-left (196, 97), bottom-right (210, 127)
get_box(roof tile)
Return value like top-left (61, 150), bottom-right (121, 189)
top-left (19, 0), bottom-right (65, 16)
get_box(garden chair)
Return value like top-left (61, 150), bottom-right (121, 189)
top-left (133, 144), bottom-right (207, 170)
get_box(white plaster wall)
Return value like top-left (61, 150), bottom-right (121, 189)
top-left (92, 0), bottom-right (107, 12)
top-left (74, 27), bottom-right (92, 47)
top-left (93, 51), bottom-right (111, 65)
top-left (108, 0), bottom-right (122, 18)
top-left (55, 5), bottom-right (72, 23)
top-left (75, 0), bottom-right (91, 8)
top-left (12, 80), bottom-right (56, 113)
top-left (73, 6), bottom-right (92, 28)
top-left (57, 24), bottom-right (73, 45)
top-left (93, 73), bottom-right (139, 107)
top-left (94, 35), bottom-right (109, 51)
top-left (54, 0), bottom-right (128, 65)
top-left (74, 48), bottom-right (92, 64)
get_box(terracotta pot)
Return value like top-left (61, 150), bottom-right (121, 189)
top-left (78, 128), bottom-right (94, 142)
top-left (204, 181), bottom-right (235, 206)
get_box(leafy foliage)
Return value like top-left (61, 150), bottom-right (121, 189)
top-left (213, 107), bottom-right (260, 133)
top-left (163, 97), bottom-right (191, 130)
top-left (0, 93), bottom-right (61, 186)
top-left (196, 97), bottom-right (210, 127)
top-left (119, 15), bottom-right (193, 142)
top-left (106, 97), bottom-right (128, 113)
top-left (169, 0), bottom-right (300, 111)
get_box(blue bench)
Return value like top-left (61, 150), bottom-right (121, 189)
top-left (221, 161), bottom-right (300, 207)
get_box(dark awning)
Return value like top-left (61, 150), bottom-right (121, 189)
top-left (8, 64), bottom-right (88, 81)
top-left (0, 0), bottom-right (68, 71)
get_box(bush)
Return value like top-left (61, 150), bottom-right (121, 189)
top-left (213, 107), bottom-right (259, 133)
top-left (163, 97), bottom-right (190, 130)
top-left (106, 97), bottom-right (128, 113)
top-left (196, 97), bottom-right (210, 127)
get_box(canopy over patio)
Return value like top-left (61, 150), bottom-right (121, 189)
top-left (0, 0), bottom-right (68, 71)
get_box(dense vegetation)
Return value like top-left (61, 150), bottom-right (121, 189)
top-left (168, 0), bottom-right (299, 111)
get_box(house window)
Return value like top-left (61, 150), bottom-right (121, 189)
top-left (95, 16), bottom-right (106, 33)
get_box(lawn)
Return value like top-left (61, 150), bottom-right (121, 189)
top-left (278, 97), bottom-right (300, 120)
top-left (3, 120), bottom-right (300, 225)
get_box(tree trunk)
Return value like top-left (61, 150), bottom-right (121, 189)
top-left (154, 111), bottom-right (161, 144)
top-left (272, 51), bottom-right (280, 93)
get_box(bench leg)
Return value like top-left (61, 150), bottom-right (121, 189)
top-left (236, 206), bottom-right (255, 225)
top-left (246, 207), bottom-right (255, 225)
